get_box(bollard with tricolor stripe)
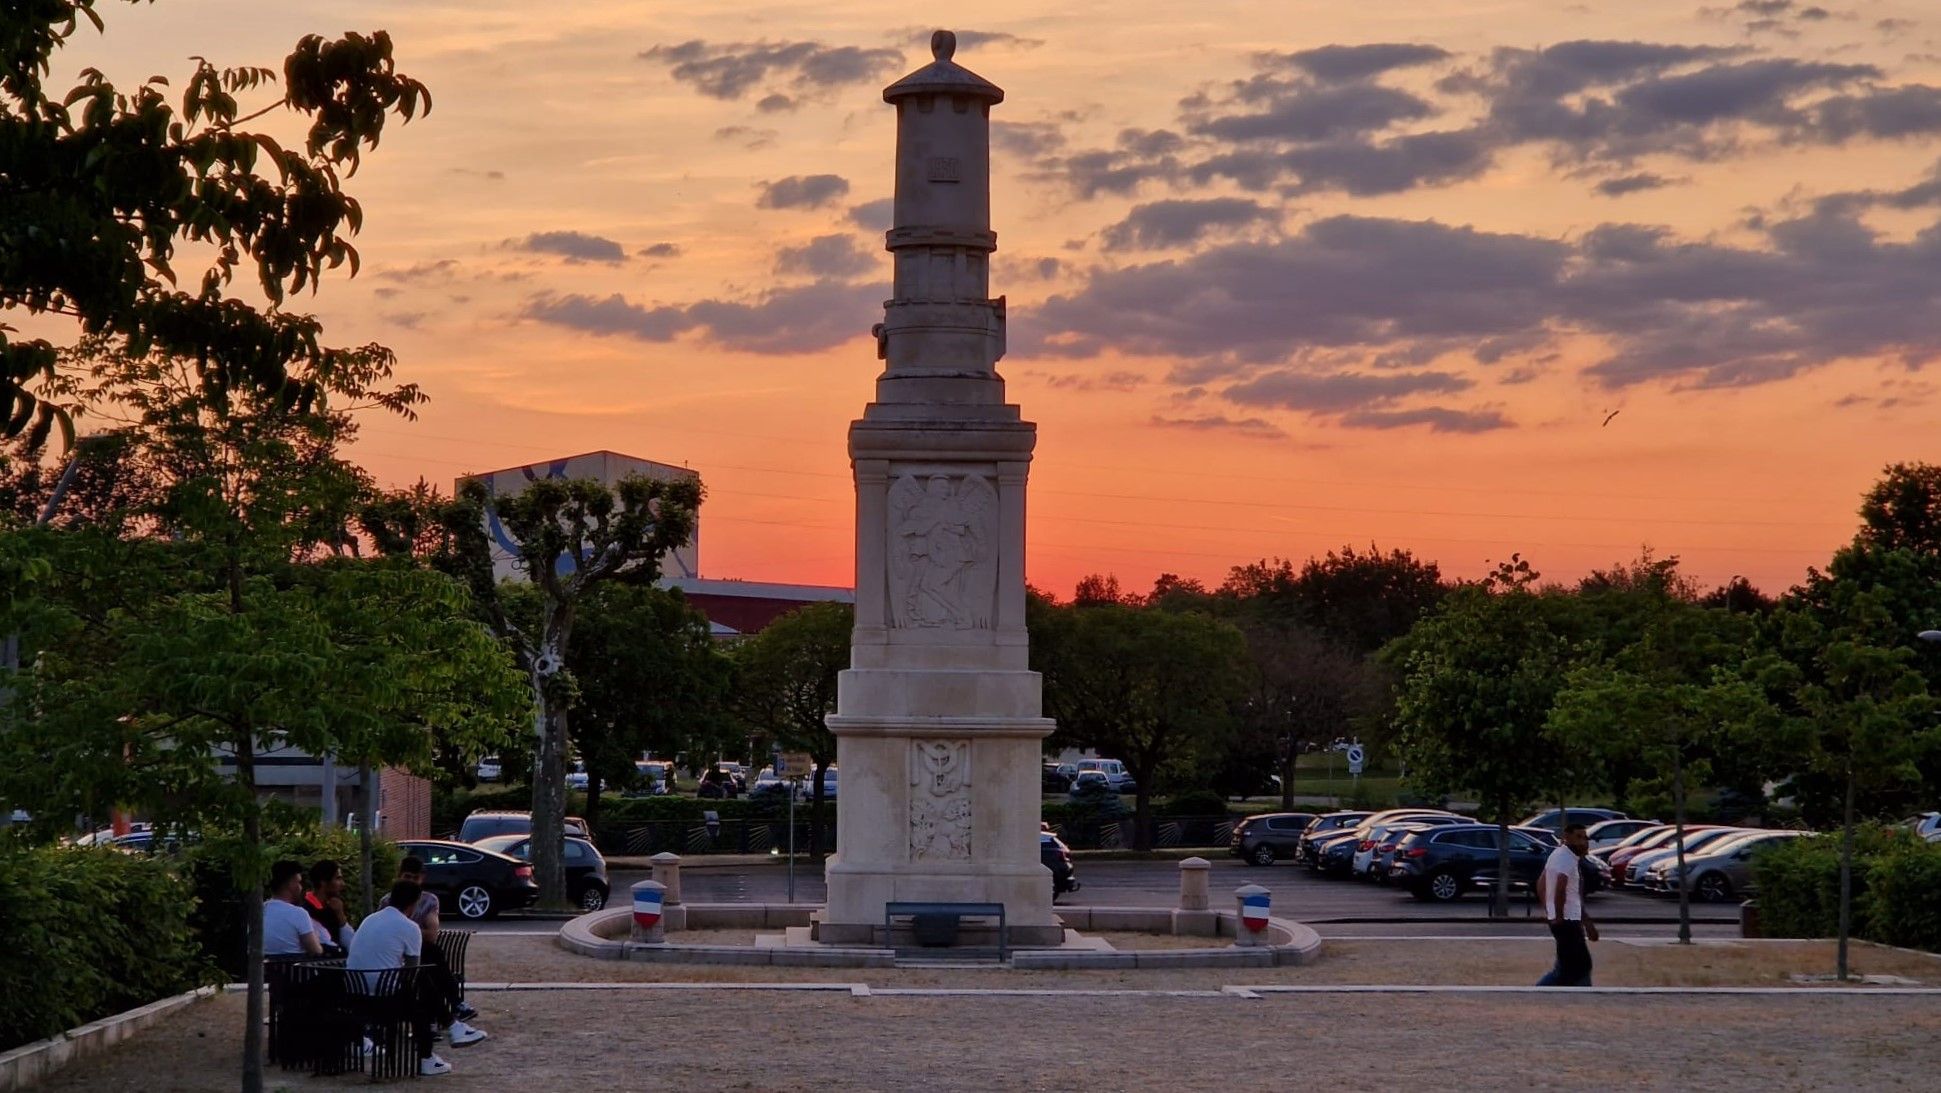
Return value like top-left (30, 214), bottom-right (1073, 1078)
top-left (1233, 884), bottom-right (1271, 947)
top-left (631, 879), bottom-right (667, 944)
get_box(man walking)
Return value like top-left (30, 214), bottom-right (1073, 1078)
top-left (1537, 824), bottom-right (1598, 987)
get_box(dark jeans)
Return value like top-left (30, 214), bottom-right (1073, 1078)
top-left (1537, 920), bottom-right (1593, 986)
top-left (421, 941), bottom-right (462, 1024)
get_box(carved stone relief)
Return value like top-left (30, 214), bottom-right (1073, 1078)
top-left (886, 472), bottom-right (997, 629)
top-left (910, 739), bottom-right (972, 861)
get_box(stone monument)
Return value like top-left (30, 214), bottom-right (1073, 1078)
top-left (816, 30), bottom-right (1062, 947)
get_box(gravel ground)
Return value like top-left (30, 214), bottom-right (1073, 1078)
top-left (472, 934), bottom-right (1939, 990)
top-left (38, 988), bottom-right (1941, 1092)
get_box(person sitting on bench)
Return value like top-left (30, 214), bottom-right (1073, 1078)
top-left (349, 879), bottom-right (477, 1077)
top-left (380, 856), bottom-right (483, 1032)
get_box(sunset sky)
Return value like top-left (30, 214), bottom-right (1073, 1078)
top-left (48, 0), bottom-right (1941, 597)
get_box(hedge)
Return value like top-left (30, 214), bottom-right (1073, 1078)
top-left (184, 821), bottom-right (400, 979)
top-left (0, 846), bottom-right (211, 1052)
top-left (1751, 828), bottom-right (1941, 953)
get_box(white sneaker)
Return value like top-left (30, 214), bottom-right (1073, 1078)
top-left (447, 1021), bottom-right (488, 1047)
top-left (420, 1054), bottom-right (453, 1077)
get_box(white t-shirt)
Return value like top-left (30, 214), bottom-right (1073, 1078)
top-left (347, 906), bottom-right (422, 990)
top-left (1541, 845), bottom-right (1583, 921)
top-left (262, 897), bottom-right (318, 956)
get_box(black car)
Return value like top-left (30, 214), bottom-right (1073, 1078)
top-left (1041, 831), bottom-right (1079, 899)
top-left (1042, 764), bottom-right (1074, 793)
top-left (475, 834), bottom-right (612, 912)
top-left (1386, 824), bottom-right (1551, 901)
top-left (1295, 811), bottom-right (1375, 866)
top-left (396, 839), bottom-right (540, 920)
top-left (1312, 830), bottom-right (1365, 877)
top-left (1230, 812), bottom-right (1319, 866)
top-left (456, 810), bottom-right (590, 843)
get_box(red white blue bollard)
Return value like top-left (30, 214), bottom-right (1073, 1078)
top-left (1234, 884), bottom-right (1271, 947)
top-left (631, 879), bottom-right (667, 943)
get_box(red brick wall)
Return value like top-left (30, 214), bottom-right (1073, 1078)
top-left (377, 767), bottom-right (432, 839)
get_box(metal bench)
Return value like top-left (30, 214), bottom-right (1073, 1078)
top-left (884, 901), bottom-right (1007, 958)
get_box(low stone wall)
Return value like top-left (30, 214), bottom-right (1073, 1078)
top-left (0, 986), bottom-right (217, 1090)
top-left (558, 904), bottom-right (1322, 969)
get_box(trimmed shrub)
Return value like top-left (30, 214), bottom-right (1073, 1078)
top-left (1156, 790), bottom-right (1232, 818)
top-left (1751, 826), bottom-right (1941, 953)
top-left (184, 819), bottom-right (399, 979)
top-left (1864, 838), bottom-right (1941, 952)
top-left (0, 847), bottom-right (210, 1051)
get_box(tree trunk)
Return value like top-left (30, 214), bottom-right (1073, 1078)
top-left (1837, 758), bottom-right (1856, 981)
top-left (530, 686), bottom-right (569, 908)
top-left (1673, 746), bottom-right (1692, 945)
top-left (358, 760), bottom-right (375, 918)
top-left (1492, 819), bottom-right (1511, 919)
top-left (1133, 787), bottom-right (1153, 851)
top-left (584, 768), bottom-right (604, 832)
top-left (237, 737), bottom-right (265, 1093)
top-left (1279, 731), bottom-right (1296, 812)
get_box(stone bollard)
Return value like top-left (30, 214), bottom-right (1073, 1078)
top-left (631, 879), bottom-right (667, 944)
top-left (650, 852), bottom-right (684, 905)
top-left (1172, 857), bottom-right (1218, 937)
top-left (1233, 884), bottom-right (1271, 948)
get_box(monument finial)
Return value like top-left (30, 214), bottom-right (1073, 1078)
top-left (932, 29), bottom-right (956, 62)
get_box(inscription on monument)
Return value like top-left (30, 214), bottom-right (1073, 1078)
top-left (910, 739), bottom-right (972, 860)
top-left (926, 156), bottom-right (962, 182)
top-left (887, 472), bottom-right (997, 629)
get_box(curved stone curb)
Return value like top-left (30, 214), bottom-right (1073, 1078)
top-left (558, 905), bottom-right (1321, 969)
top-left (0, 985), bottom-right (217, 1090)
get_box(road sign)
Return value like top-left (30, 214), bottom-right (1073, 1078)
top-left (779, 751), bottom-right (815, 779)
top-left (1346, 745), bottom-right (1366, 776)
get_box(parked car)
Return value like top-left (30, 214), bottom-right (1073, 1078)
top-left (1230, 812), bottom-right (1318, 866)
top-left (624, 760), bottom-right (674, 797)
top-left (1603, 825), bottom-right (1701, 885)
top-left (1622, 827), bottom-right (1752, 886)
top-left (1068, 770), bottom-right (1114, 799)
top-left (1903, 812), bottom-right (1941, 841)
top-left (1295, 811), bottom-right (1374, 864)
top-left (1643, 830), bottom-right (1805, 900)
top-left (1307, 809), bottom-right (1457, 876)
top-left (698, 765), bottom-right (743, 799)
top-left (1517, 807), bottom-right (1628, 832)
top-left (473, 834), bottom-right (611, 912)
top-left (475, 756), bottom-right (503, 782)
top-left (566, 760), bottom-right (589, 792)
top-left (1356, 816), bottom-right (1472, 880)
top-left (1041, 830), bottom-right (1079, 899)
top-left (457, 810), bottom-right (590, 844)
top-left (1073, 758), bottom-right (1138, 794)
top-left (395, 838), bottom-right (539, 920)
top-left (1042, 763), bottom-right (1074, 793)
top-left (1389, 823), bottom-right (1552, 901)
top-left (1584, 817), bottom-right (1658, 849)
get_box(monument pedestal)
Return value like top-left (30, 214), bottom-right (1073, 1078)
top-left (816, 31), bottom-right (1060, 950)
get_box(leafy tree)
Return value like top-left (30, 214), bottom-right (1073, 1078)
top-left (0, 327), bottom-right (447, 1092)
top-left (1228, 619), bottom-right (1385, 808)
top-left (1390, 579), bottom-right (1591, 916)
top-left (729, 602), bottom-right (851, 855)
top-left (1031, 600), bottom-right (1248, 848)
top-left (1550, 601), bottom-right (1759, 941)
top-left (569, 583), bottom-right (730, 831)
top-left (1701, 576), bottom-right (1776, 615)
top-left (2, 4), bottom-right (429, 445)
top-left (1071, 572), bottom-right (1138, 606)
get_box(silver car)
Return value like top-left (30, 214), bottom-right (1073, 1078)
top-left (1648, 831), bottom-right (1807, 901)
top-left (1624, 828), bottom-right (1752, 885)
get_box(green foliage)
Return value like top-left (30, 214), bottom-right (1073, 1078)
top-left (1, 4), bottom-right (432, 442)
top-left (1751, 829), bottom-right (1941, 952)
top-left (183, 806), bottom-right (399, 977)
top-left (1155, 789), bottom-right (1231, 817)
top-left (1032, 600), bottom-right (1249, 846)
top-left (0, 846), bottom-right (211, 1051)
top-left (728, 601), bottom-right (850, 855)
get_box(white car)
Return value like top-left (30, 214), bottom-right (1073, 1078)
top-left (1626, 828), bottom-right (1754, 884)
top-left (475, 756), bottom-right (502, 782)
top-left (1904, 812), bottom-right (1940, 840)
top-left (1074, 758), bottom-right (1137, 793)
top-left (1585, 817), bottom-right (1658, 850)
top-left (566, 761), bottom-right (589, 791)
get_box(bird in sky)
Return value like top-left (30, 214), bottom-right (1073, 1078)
top-left (1602, 409), bottom-right (1621, 427)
